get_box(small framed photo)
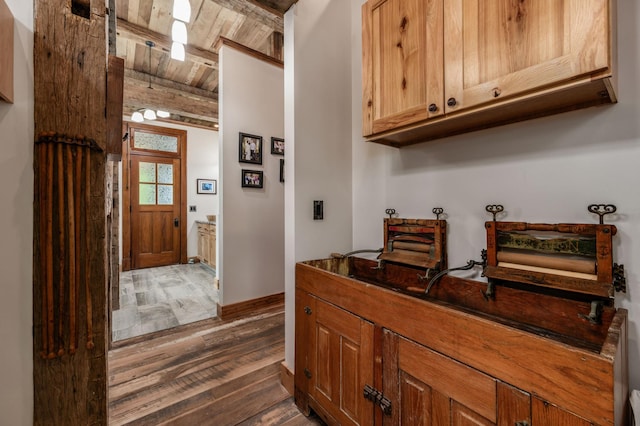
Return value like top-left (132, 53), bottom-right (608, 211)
top-left (239, 132), bottom-right (263, 164)
top-left (197, 179), bottom-right (217, 194)
top-left (271, 137), bottom-right (284, 155)
top-left (242, 169), bottom-right (264, 188)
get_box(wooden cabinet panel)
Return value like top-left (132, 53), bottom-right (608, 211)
top-left (398, 336), bottom-right (497, 423)
top-left (444, 0), bottom-right (611, 113)
top-left (532, 397), bottom-right (594, 426)
top-left (363, 0), bottom-right (443, 136)
top-left (307, 297), bottom-right (375, 426)
top-left (208, 225), bottom-right (216, 268)
top-left (399, 371), bottom-right (431, 425)
top-left (497, 382), bottom-right (530, 426)
top-left (452, 401), bottom-right (494, 426)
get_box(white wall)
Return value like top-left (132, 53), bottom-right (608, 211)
top-left (119, 120), bottom-right (219, 259)
top-left (0, 0), bottom-right (34, 423)
top-left (219, 45), bottom-right (285, 306)
top-left (283, 0), bottom-right (354, 369)
top-left (286, 0), bottom-right (640, 394)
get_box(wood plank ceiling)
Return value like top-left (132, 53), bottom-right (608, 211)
top-left (115, 0), bottom-right (297, 129)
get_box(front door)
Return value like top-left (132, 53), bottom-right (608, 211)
top-left (131, 154), bottom-right (181, 268)
top-left (124, 123), bottom-right (187, 270)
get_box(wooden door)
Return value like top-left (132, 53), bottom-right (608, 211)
top-left (309, 296), bottom-right (375, 425)
top-left (362, 0), bottom-right (443, 136)
top-left (131, 154), bottom-right (181, 268)
top-left (444, 0), bottom-right (611, 113)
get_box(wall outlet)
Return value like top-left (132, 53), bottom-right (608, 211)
top-left (189, 205), bottom-right (197, 212)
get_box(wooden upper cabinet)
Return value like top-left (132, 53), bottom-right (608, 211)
top-left (444, 0), bottom-right (611, 113)
top-left (363, 0), bottom-right (444, 136)
top-left (362, 0), bottom-right (617, 146)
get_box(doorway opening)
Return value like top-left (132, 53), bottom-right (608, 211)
top-left (112, 122), bottom-right (218, 342)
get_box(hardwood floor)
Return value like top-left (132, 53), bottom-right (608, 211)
top-left (108, 305), bottom-right (323, 425)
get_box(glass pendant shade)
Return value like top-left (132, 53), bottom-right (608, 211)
top-left (171, 20), bottom-right (188, 44)
top-left (171, 42), bottom-right (186, 61)
top-left (156, 110), bottom-right (171, 118)
top-left (173, 0), bottom-right (191, 23)
top-left (131, 111), bottom-right (144, 122)
top-left (143, 109), bottom-right (157, 120)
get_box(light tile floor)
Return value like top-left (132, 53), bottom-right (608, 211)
top-left (112, 264), bottom-right (218, 341)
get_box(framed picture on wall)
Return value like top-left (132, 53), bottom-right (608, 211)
top-left (197, 179), bottom-right (217, 194)
top-left (239, 132), bottom-right (263, 164)
top-left (242, 169), bottom-right (263, 188)
top-left (271, 137), bottom-right (284, 155)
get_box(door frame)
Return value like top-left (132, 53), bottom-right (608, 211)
top-left (121, 122), bottom-right (188, 271)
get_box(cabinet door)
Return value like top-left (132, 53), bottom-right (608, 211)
top-left (208, 227), bottom-right (216, 268)
top-left (362, 0), bottom-right (444, 136)
top-left (383, 331), bottom-right (497, 425)
top-left (309, 297), bottom-right (375, 425)
top-left (532, 397), bottom-right (593, 426)
top-left (444, 0), bottom-right (611, 113)
top-left (197, 226), bottom-right (208, 264)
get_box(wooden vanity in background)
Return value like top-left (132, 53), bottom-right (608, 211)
top-left (197, 220), bottom-right (216, 269)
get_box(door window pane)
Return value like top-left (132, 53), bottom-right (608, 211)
top-left (139, 183), bottom-right (156, 205)
top-left (134, 131), bottom-right (179, 153)
top-left (158, 164), bottom-right (173, 184)
top-left (139, 162), bottom-right (156, 183)
top-left (158, 185), bottom-right (174, 205)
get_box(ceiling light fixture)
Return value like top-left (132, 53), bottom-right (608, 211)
top-left (131, 111), bottom-right (144, 123)
top-left (156, 110), bottom-right (171, 118)
top-left (171, 20), bottom-right (188, 44)
top-left (171, 41), bottom-right (186, 61)
top-left (143, 109), bottom-right (157, 120)
top-left (173, 0), bottom-right (191, 23)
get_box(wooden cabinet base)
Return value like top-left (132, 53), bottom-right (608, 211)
top-left (295, 258), bottom-right (628, 426)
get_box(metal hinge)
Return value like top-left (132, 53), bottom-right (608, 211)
top-left (363, 384), bottom-right (392, 416)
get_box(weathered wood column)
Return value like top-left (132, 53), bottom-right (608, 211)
top-left (33, 0), bottom-right (111, 424)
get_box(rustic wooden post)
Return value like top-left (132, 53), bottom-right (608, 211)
top-left (33, 0), bottom-right (113, 423)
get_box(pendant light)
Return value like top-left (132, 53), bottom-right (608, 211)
top-left (171, 20), bottom-right (188, 44)
top-left (171, 42), bottom-right (186, 61)
top-left (131, 111), bottom-right (144, 122)
top-left (173, 0), bottom-right (191, 23)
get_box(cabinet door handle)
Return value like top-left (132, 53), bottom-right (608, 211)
top-left (304, 306), bottom-right (312, 315)
top-left (447, 97), bottom-right (457, 107)
top-left (428, 103), bottom-right (438, 113)
top-left (515, 422), bottom-right (529, 426)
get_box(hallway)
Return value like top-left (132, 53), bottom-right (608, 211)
top-left (112, 264), bottom-right (218, 341)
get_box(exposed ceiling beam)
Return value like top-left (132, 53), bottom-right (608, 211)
top-left (125, 69), bottom-right (218, 101)
top-left (205, 0), bottom-right (283, 31)
top-left (117, 19), bottom-right (219, 68)
top-left (124, 72), bottom-right (218, 122)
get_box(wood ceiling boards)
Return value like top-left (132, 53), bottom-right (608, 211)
top-left (115, 0), bottom-right (297, 129)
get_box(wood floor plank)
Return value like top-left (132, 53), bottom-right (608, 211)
top-left (108, 307), bottom-right (323, 425)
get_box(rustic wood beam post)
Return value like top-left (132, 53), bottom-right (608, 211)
top-left (33, 0), bottom-right (113, 423)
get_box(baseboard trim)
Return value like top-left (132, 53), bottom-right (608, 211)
top-left (280, 362), bottom-right (294, 397)
top-left (218, 292), bottom-right (284, 321)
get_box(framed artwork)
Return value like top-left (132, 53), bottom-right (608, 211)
top-left (239, 132), bottom-right (263, 164)
top-left (242, 169), bottom-right (263, 188)
top-left (271, 137), bottom-right (284, 155)
top-left (197, 179), bottom-right (217, 194)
